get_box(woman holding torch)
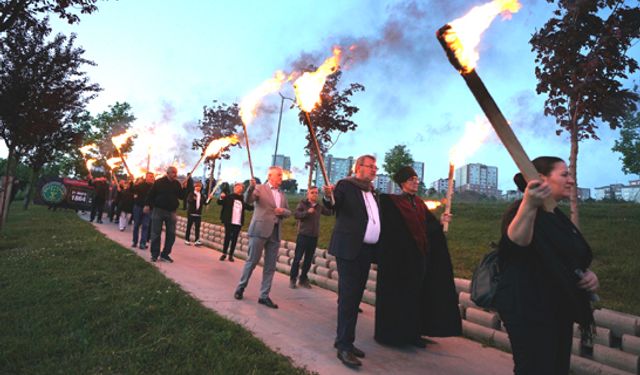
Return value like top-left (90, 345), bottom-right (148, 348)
top-left (495, 156), bottom-right (598, 374)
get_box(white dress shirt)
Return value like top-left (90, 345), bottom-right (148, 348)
top-left (361, 190), bottom-right (380, 244)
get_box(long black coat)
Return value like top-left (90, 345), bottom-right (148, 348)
top-left (217, 193), bottom-right (253, 226)
top-left (375, 194), bottom-right (461, 345)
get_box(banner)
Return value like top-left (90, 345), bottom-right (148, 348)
top-left (33, 177), bottom-right (95, 211)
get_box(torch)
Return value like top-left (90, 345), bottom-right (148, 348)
top-left (79, 143), bottom-right (97, 177)
top-left (435, 0), bottom-right (555, 211)
top-left (443, 163), bottom-right (455, 232)
top-left (293, 48), bottom-right (342, 203)
top-left (111, 130), bottom-right (135, 179)
top-left (190, 135), bottom-right (240, 176)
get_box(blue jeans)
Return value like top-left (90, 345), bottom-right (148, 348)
top-left (132, 204), bottom-right (150, 246)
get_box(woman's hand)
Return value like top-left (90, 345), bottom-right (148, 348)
top-left (577, 269), bottom-right (599, 292)
top-left (522, 179), bottom-right (551, 209)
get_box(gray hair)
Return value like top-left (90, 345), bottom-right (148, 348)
top-left (352, 154), bottom-right (376, 175)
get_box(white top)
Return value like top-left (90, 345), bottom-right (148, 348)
top-left (194, 191), bottom-right (201, 211)
top-left (361, 190), bottom-right (380, 244)
top-left (267, 182), bottom-right (281, 208)
top-left (231, 199), bottom-right (242, 226)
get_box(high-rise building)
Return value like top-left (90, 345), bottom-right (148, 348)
top-left (412, 161), bottom-right (425, 182)
top-left (374, 174), bottom-right (394, 193)
top-left (272, 154), bottom-right (291, 171)
top-left (314, 154), bottom-right (354, 189)
top-left (430, 178), bottom-right (449, 194)
top-left (454, 163), bottom-right (500, 197)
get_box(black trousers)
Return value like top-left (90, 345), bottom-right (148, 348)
top-left (149, 208), bottom-right (177, 258)
top-left (335, 243), bottom-right (373, 351)
top-left (290, 234), bottom-right (318, 282)
top-left (499, 309), bottom-right (573, 375)
top-left (186, 215), bottom-right (202, 241)
top-left (222, 223), bottom-right (241, 257)
top-left (90, 198), bottom-right (105, 222)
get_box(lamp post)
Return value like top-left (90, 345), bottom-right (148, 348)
top-left (272, 93), bottom-right (296, 166)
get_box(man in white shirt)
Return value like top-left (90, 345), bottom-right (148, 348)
top-left (323, 154), bottom-right (380, 368)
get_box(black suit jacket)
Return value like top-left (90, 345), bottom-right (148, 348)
top-left (325, 179), bottom-right (379, 260)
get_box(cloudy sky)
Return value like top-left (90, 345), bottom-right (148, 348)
top-left (31, 0), bottom-right (640, 190)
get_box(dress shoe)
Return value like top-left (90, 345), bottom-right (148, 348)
top-left (299, 279), bottom-right (312, 289)
top-left (234, 288), bottom-right (244, 300)
top-left (228, 256), bottom-right (234, 262)
top-left (289, 280), bottom-right (297, 289)
top-left (333, 343), bottom-right (365, 358)
top-left (258, 297), bottom-right (278, 309)
top-left (219, 254), bottom-right (226, 261)
top-left (337, 349), bottom-right (362, 368)
top-left (412, 337), bottom-right (427, 348)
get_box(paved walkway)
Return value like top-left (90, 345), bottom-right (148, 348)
top-left (84, 213), bottom-right (514, 374)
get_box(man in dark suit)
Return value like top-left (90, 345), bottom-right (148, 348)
top-left (234, 166), bottom-right (291, 308)
top-left (323, 154), bottom-right (380, 368)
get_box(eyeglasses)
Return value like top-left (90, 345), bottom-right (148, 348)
top-left (361, 164), bottom-right (378, 170)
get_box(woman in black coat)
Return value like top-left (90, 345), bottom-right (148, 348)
top-left (375, 166), bottom-right (461, 347)
top-left (217, 182), bottom-right (253, 261)
top-left (495, 156), bottom-right (599, 374)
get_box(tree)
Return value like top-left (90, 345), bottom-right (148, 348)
top-left (280, 179), bottom-right (298, 194)
top-left (297, 70), bottom-right (364, 186)
top-left (84, 102), bottom-right (137, 173)
top-left (530, 0), bottom-right (640, 226)
top-left (0, 20), bottom-right (99, 221)
top-left (0, 0), bottom-right (100, 33)
top-left (613, 109), bottom-right (640, 175)
top-left (192, 101), bottom-right (243, 181)
top-left (383, 144), bottom-right (414, 177)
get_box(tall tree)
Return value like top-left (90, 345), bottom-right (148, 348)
top-left (192, 101), bottom-right (243, 181)
top-left (383, 144), bottom-right (414, 177)
top-left (530, 0), bottom-right (640, 226)
top-left (0, 0), bottom-right (100, 33)
top-left (0, 20), bottom-right (99, 223)
top-left (297, 70), bottom-right (364, 186)
top-left (84, 102), bottom-right (137, 167)
top-left (612, 109), bottom-right (640, 175)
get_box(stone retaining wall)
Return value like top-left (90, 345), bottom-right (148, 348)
top-left (176, 217), bottom-right (640, 375)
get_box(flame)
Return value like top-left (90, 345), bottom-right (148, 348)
top-left (449, 115), bottom-right (493, 167)
top-left (203, 135), bottom-right (240, 158)
top-left (282, 169), bottom-right (294, 181)
top-left (111, 129), bottom-right (136, 152)
top-left (424, 200), bottom-right (443, 210)
top-left (239, 71), bottom-right (291, 125)
top-left (79, 143), bottom-right (97, 157)
top-left (86, 158), bottom-right (96, 171)
top-left (443, 0), bottom-right (521, 73)
top-left (293, 47), bottom-right (342, 112)
top-left (105, 157), bottom-right (122, 170)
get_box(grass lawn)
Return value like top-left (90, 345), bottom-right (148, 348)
top-left (0, 205), bottom-right (309, 375)
top-left (192, 197), bottom-right (640, 316)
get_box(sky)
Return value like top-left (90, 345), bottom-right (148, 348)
top-left (11, 0), bottom-right (640, 191)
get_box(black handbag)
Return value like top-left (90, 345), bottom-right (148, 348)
top-left (470, 242), bottom-right (501, 309)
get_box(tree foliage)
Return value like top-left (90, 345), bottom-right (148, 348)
top-left (85, 102), bottom-right (137, 160)
top-left (383, 144), bottom-right (414, 177)
top-left (0, 0), bottom-right (100, 33)
top-left (613, 110), bottom-right (640, 175)
top-left (530, 0), bottom-right (640, 225)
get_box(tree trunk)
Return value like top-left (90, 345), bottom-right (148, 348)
top-left (23, 167), bottom-right (39, 210)
top-left (0, 148), bottom-right (17, 230)
top-left (569, 114), bottom-right (580, 228)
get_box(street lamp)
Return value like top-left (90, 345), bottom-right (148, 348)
top-left (272, 92), bottom-right (296, 166)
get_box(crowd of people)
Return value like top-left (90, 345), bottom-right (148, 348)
top-left (85, 154), bottom-right (600, 373)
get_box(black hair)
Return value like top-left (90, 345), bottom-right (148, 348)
top-left (513, 156), bottom-right (565, 192)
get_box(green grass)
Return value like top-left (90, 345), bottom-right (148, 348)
top-left (0, 205), bottom-right (309, 375)
top-left (191, 198), bottom-right (640, 316)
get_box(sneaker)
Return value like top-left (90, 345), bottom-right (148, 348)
top-left (289, 279), bottom-right (297, 289)
top-left (219, 254), bottom-right (226, 261)
top-left (160, 255), bottom-right (174, 263)
top-left (194, 240), bottom-right (202, 246)
top-left (131, 242), bottom-right (137, 248)
top-left (228, 256), bottom-right (235, 262)
top-left (234, 288), bottom-right (244, 300)
top-left (97, 220), bottom-right (103, 224)
top-left (299, 279), bottom-right (312, 289)
top-left (139, 243), bottom-right (147, 250)
top-left (119, 228), bottom-right (125, 232)
top-left (151, 256), bottom-right (158, 262)
top-left (184, 240), bottom-right (192, 246)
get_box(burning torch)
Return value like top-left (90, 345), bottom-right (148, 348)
top-left (293, 48), bottom-right (342, 203)
top-left (190, 135), bottom-right (240, 176)
top-left (111, 130), bottom-right (135, 179)
top-left (436, 0), bottom-right (555, 211)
